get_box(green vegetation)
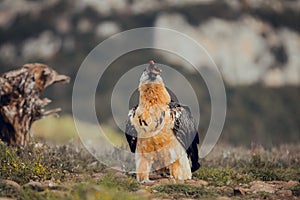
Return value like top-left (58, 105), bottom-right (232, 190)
top-left (194, 167), bottom-right (252, 186)
top-left (69, 182), bottom-right (142, 200)
top-left (0, 142), bottom-right (60, 184)
top-left (1, 139), bottom-right (299, 199)
top-left (0, 142), bottom-right (142, 199)
top-left (194, 146), bottom-right (300, 188)
top-left (99, 173), bottom-right (140, 192)
top-left (1, 117), bottom-right (299, 199)
top-left (0, 179), bottom-right (142, 200)
top-left (152, 184), bottom-right (216, 199)
top-left (244, 153), bottom-right (300, 182)
top-left (194, 164), bottom-right (299, 188)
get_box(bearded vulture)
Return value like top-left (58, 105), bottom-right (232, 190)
top-left (125, 60), bottom-right (200, 182)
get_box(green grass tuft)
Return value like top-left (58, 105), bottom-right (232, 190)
top-left (99, 173), bottom-right (140, 192)
top-left (152, 184), bottom-right (217, 199)
top-left (194, 167), bottom-right (252, 186)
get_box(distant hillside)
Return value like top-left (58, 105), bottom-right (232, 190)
top-left (0, 0), bottom-right (299, 85)
top-left (0, 0), bottom-right (299, 146)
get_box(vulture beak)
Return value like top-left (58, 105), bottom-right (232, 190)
top-left (146, 60), bottom-right (162, 81)
top-left (147, 60), bottom-right (161, 75)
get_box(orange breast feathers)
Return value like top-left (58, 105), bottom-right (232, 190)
top-left (132, 82), bottom-right (172, 139)
top-left (132, 81), bottom-right (177, 157)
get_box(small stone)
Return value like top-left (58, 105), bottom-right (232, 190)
top-left (3, 180), bottom-right (21, 190)
top-left (42, 181), bottom-right (60, 190)
top-left (284, 180), bottom-right (298, 188)
top-left (114, 172), bottom-right (128, 179)
top-left (158, 178), bottom-right (172, 184)
top-left (185, 179), bottom-right (208, 186)
top-left (0, 197), bottom-right (15, 200)
top-left (196, 180), bottom-right (209, 186)
top-left (136, 189), bottom-right (148, 194)
top-left (219, 186), bottom-right (234, 195)
top-left (176, 180), bottom-right (184, 184)
top-left (101, 168), bottom-right (120, 174)
top-left (23, 181), bottom-right (44, 192)
top-left (136, 188), bottom-right (152, 198)
top-left (92, 173), bottom-right (104, 180)
top-left (143, 180), bottom-right (156, 187)
top-left (276, 189), bottom-right (293, 197)
top-left (250, 181), bottom-right (275, 194)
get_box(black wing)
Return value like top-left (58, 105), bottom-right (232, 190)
top-left (125, 105), bottom-right (138, 153)
top-left (169, 101), bottom-right (200, 172)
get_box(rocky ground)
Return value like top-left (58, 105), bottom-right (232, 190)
top-left (1, 170), bottom-right (299, 200)
top-left (0, 141), bottom-right (299, 199)
top-left (132, 176), bottom-right (300, 199)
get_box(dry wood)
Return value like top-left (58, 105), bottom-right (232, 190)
top-left (0, 63), bottom-right (70, 146)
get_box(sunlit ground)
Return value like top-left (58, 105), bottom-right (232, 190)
top-left (32, 115), bottom-right (125, 147)
top-left (0, 116), bottom-right (298, 199)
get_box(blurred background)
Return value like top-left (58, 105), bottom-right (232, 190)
top-left (0, 0), bottom-right (299, 148)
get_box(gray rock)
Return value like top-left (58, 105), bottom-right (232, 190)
top-left (23, 181), bottom-right (44, 192)
top-left (249, 181), bottom-right (276, 194)
top-left (2, 180), bottom-right (21, 190)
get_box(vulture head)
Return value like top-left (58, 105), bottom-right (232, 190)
top-left (139, 60), bottom-right (163, 85)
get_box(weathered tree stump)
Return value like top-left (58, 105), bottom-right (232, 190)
top-left (0, 63), bottom-right (70, 146)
